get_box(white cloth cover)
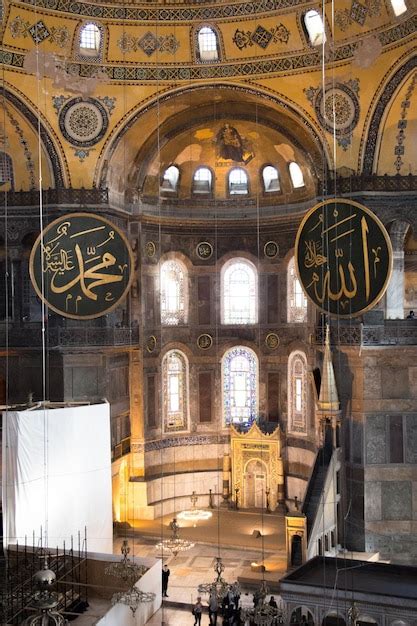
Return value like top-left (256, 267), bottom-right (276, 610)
top-left (2, 403), bottom-right (113, 553)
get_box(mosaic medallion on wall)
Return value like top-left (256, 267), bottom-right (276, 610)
top-left (197, 334), bottom-right (213, 350)
top-left (196, 241), bottom-right (213, 260)
top-left (264, 241), bottom-right (279, 259)
top-left (265, 332), bottom-right (280, 350)
top-left (58, 97), bottom-right (109, 148)
top-left (146, 335), bottom-right (157, 353)
top-left (304, 80), bottom-right (360, 150)
top-left (145, 241), bottom-right (156, 258)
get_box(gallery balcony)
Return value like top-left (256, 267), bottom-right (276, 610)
top-left (0, 323), bottom-right (139, 348)
top-left (315, 319), bottom-right (417, 346)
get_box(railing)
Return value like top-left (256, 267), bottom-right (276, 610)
top-left (315, 321), bottom-right (417, 346)
top-left (1, 187), bottom-right (108, 207)
top-left (0, 324), bottom-right (139, 348)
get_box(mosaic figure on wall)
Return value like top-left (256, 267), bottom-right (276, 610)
top-left (215, 123), bottom-right (254, 164)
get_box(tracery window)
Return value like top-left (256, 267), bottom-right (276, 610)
top-left (287, 257), bottom-right (307, 323)
top-left (288, 351), bottom-right (308, 435)
top-left (289, 162), bottom-right (305, 188)
top-left (79, 23), bottom-right (101, 52)
top-left (262, 165), bottom-right (280, 192)
top-left (197, 26), bottom-right (219, 61)
top-left (391, 0), bottom-right (407, 15)
top-left (222, 347), bottom-right (258, 426)
top-left (161, 165), bottom-right (179, 192)
top-left (162, 350), bottom-right (189, 432)
top-left (0, 152), bottom-right (14, 188)
top-left (192, 167), bottom-right (212, 194)
top-left (222, 258), bottom-right (257, 324)
top-left (304, 10), bottom-right (326, 46)
top-left (229, 168), bottom-right (248, 195)
top-left (160, 260), bottom-right (188, 325)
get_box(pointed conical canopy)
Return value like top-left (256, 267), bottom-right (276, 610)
top-left (317, 325), bottom-right (340, 412)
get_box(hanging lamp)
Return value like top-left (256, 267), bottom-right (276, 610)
top-left (178, 490), bottom-right (213, 526)
top-left (155, 517), bottom-right (194, 557)
top-left (105, 539), bottom-right (147, 583)
top-left (111, 586), bottom-right (155, 615)
top-left (240, 581), bottom-right (286, 626)
top-left (23, 559), bottom-right (68, 625)
top-left (197, 556), bottom-right (240, 601)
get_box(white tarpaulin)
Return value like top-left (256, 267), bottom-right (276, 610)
top-left (2, 402), bottom-right (113, 553)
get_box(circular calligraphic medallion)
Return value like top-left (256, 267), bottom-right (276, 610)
top-left (264, 241), bottom-right (279, 259)
top-left (197, 333), bottom-right (213, 350)
top-left (295, 199), bottom-right (392, 318)
top-left (59, 98), bottom-right (108, 147)
top-left (29, 213), bottom-right (134, 320)
top-left (146, 335), bottom-right (157, 353)
top-left (265, 332), bottom-right (280, 350)
top-left (145, 241), bottom-right (156, 258)
top-left (196, 241), bottom-right (213, 260)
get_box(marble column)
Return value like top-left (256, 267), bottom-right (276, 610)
top-left (386, 220), bottom-right (410, 319)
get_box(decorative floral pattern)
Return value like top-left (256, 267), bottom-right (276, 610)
top-left (9, 16), bottom-right (69, 47)
top-left (58, 97), bottom-right (109, 148)
top-left (117, 31), bottom-right (180, 56)
top-left (233, 23), bottom-right (290, 50)
top-left (394, 72), bottom-right (416, 173)
top-left (5, 108), bottom-right (35, 188)
top-left (304, 79), bottom-right (360, 150)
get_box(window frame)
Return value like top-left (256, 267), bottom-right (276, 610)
top-left (192, 166), bottom-right (214, 196)
top-left (162, 349), bottom-right (190, 433)
top-left (288, 162), bottom-right (305, 189)
top-left (287, 257), bottom-right (308, 323)
top-left (0, 151), bottom-right (14, 189)
top-left (161, 164), bottom-right (180, 194)
top-left (76, 21), bottom-right (104, 62)
top-left (228, 167), bottom-right (249, 196)
top-left (287, 350), bottom-right (308, 435)
top-left (222, 346), bottom-right (259, 426)
top-left (221, 257), bottom-right (258, 325)
top-left (195, 25), bottom-right (221, 62)
top-left (303, 9), bottom-right (327, 47)
top-left (160, 258), bottom-right (188, 326)
top-left (261, 164), bottom-right (280, 194)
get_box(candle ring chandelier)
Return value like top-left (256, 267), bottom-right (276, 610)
top-left (111, 586), bottom-right (156, 615)
top-left (105, 539), bottom-right (147, 583)
top-left (178, 490), bottom-right (213, 525)
top-left (197, 556), bottom-right (240, 600)
top-left (241, 581), bottom-right (287, 626)
top-left (155, 517), bottom-right (195, 557)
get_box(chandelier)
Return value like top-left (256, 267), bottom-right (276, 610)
top-left (23, 559), bottom-right (68, 625)
top-left (155, 517), bottom-right (195, 557)
top-left (105, 539), bottom-right (147, 584)
top-left (178, 491), bottom-right (213, 526)
top-left (111, 586), bottom-right (155, 615)
top-left (197, 556), bottom-right (240, 601)
top-left (241, 581), bottom-right (286, 626)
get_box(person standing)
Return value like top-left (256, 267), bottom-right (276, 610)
top-left (193, 596), bottom-right (203, 626)
top-left (208, 592), bottom-right (218, 625)
top-left (162, 563), bottom-right (170, 597)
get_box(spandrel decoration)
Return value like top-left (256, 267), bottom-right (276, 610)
top-left (29, 213), bottom-right (134, 320)
top-left (295, 199), bottom-right (392, 318)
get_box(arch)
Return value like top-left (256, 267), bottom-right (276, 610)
top-left (289, 161), bottom-right (305, 188)
top-left (287, 350), bottom-right (308, 435)
top-left (2, 89), bottom-right (65, 187)
top-left (76, 21), bottom-right (105, 61)
top-left (262, 164), bottom-right (280, 192)
top-left (222, 346), bottom-right (258, 426)
top-left (322, 614), bottom-right (346, 626)
top-left (243, 458), bottom-right (268, 508)
top-left (221, 257), bottom-right (257, 324)
top-left (362, 56), bottom-right (417, 174)
top-left (304, 10), bottom-right (326, 46)
top-left (228, 167), bottom-right (249, 195)
top-left (195, 25), bottom-right (220, 62)
top-left (162, 349), bottom-right (189, 433)
top-left (161, 164), bottom-right (180, 192)
top-left (192, 166), bottom-right (213, 194)
top-left (160, 258), bottom-right (188, 325)
top-left (290, 606), bottom-right (315, 625)
top-left (287, 256), bottom-right (307, 323)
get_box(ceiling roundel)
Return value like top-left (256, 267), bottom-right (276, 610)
top-left (58, 97), bottom-right (109, 147)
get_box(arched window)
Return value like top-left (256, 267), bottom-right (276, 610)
top-left (391, 0), bottom-right (407, 14)
top-left (287, 257), bottom-right (307, 323)
top-left (160, 260), bottom-right (188, 325)
top-left (288, 351), bottom-right (308, 435)
top-left (80, 23), bottom-right (101, 51)
top-left (289, 162), bottom-right (305, 188)
top-left (162, 350), bottom-right (189, 432)
top-left (262, 165), bottom-right (280, 192)
top-left (229, 168), bottom-right (248, 195)
top-left (192, 167), bottom-right (212, 194)
top-left (304, 10), bottom-right (326, 46)
top-left (0, 152), bottom-right (14, 189)
top-left (222, 347), bottom-right (258, 426)
top-left (197, 26), bottom-right (219, 61)
top-left (222, 258), bottom-right (257, 324)
top-left (161, 165), bottom-right (179, 192)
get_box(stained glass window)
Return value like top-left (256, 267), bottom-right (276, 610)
top-left (288, 350), bottom-right (307, 434)
top-left (287, 257), bottom-right (307, 323)
top-left (162, 350), bottom-right (189, 432)
top-left (160, 260), bottom-right (187, 325)
top-left (80, 23), bottom-right (101, 51)
top-left (222, 259), bottom-right (257, 324)
top-left (222, 347), bottom-right (258, 426)
top-left (197, 27), bottom-right (219, 61)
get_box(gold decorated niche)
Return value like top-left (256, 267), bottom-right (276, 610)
top-left (230, 423), bottom-right (284, 511)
